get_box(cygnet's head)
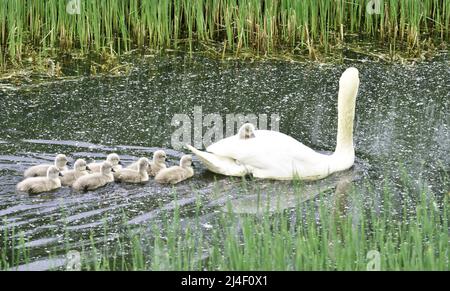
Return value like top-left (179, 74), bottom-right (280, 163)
top-left (55, 154), bottom-right (69, 168)
top-left (137, 157), bottom-right (150, 172)
top-left (101, 161), bottom-right (114, 174)
top-left (153, 150), bottom-right (167, 164)
top-left (47, 166), bottom-right (63, 179)
top-left (180, 155), bottom-right (193, 168)
top-left (238, 123), bottom-right (256, 140)
top-left (74, 159), bottom-right (89, 172)
top-left (106, 153), bottom-right (121, 166)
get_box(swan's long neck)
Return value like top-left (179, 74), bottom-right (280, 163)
top-left (334, 68), bottom-right (359, 157)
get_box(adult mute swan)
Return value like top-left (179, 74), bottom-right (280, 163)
top-left (186, 67), bottom-right (360, 181)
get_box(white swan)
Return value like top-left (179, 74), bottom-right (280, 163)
top-left (186, 67), bottom-right (360, 181)
top-left (73, 161), bottom-right (114, 191)
top-left (17, 166), bottom-right (62, 194)
top-left (116, 157), bottom-right (149, 183)
top-left (155, 155), bottom-right (194, 184)
top-left (88, 153), bottom-right (122, 173)
top-left (23, 154), bottom-right (69, 177)
top-left (60, 159), bottom-right (90, 186)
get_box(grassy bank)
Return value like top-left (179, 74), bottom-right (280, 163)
top-left (1, 182), bottom-right (448, 271)
top-left (1, 0), bottom-right (450, 70)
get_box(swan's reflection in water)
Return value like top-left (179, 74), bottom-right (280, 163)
top-left (224, 167), bottom-right (359, 215)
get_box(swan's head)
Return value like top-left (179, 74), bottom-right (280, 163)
top-left (47, 166), bottom-right (62, 179)
top-left (238, 123), bottom-right (256, 140)
top-left (55, 154), bottom-right (69, 168)
top-left (339, 67), bottom-right (360, 103)
top-left (137, 157), bottom-right (150, 172)
top-left (180, 155), bottom-right (193, 168)
top-left (106, 153), bottom-right (121, 166)
top-left (101, 161), bottom-right (114, 174)
top-left (153, 150), bottom-right (167, 164)
top-left (74, 159), bottom-right (89, 172)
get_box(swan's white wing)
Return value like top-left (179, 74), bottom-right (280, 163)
top-left (206, 130), bottom-right (329, 179)
top-left (186, 144), bottom-right (249, 176)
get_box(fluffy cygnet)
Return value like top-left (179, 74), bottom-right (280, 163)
top-left (149, 150), bottom-right (167, 176)
top-left (23, 154), bottom-right (69, 178)
top-left (73, 161), bottom-right (115, 191)
top-left (116, 157), bottom-right (149, 183)
top-left (60, 159), bottom-right (90, 187)
top-left (88, 153), bottom-right (122, 173)
top-left (127, 150), bottom-right (167, 176)
top-left (238, 123), bottom-right (256, 140)
top-left (17, 166), bottom-right (62, 194)
top-left (155, 155), bottom-right (194, 184)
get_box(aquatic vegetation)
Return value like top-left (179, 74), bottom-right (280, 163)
top-left (1, 180), bottom-right (448, 271)
top-left (1, 0), bottom-right (449, 70)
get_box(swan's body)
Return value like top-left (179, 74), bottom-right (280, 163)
top-left (155, 155), bottom-right (194, 184)
top-left (17, 166), bottom-right (62, 194)
top-left (23, 154), bottom-right (69, 177)
top-left (73, 161), bottom-right (114, 191)
top-left (116, 158), bottom-right (149, 183)
top-left (88, 153), bottom-right (122, 173)
top-left (187, 67), bottom-right (360, 181)
top-left (60, 159), bottom-right (90, 186)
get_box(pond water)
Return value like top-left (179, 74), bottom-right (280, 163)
top-left (0, 53), bottom-right (449, 270)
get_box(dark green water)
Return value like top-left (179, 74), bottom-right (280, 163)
top-left (0, 53), bottom-right (449, 270)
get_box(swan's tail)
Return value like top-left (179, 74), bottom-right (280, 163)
top-left (185, 144), bottom-right (249, 177)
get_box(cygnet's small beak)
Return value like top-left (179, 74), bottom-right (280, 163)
top-left (85, 166), bottom-right (91, 171)
top-left (66, 161), bottom-right (72, 167)
top-left (59, 172), bottom-right (64, 177)
top-left (118, 161), bottom-right (123, 166)
top-left (111, 168), bottom-right (116, 173)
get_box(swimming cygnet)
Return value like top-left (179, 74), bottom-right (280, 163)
top-left (149, 150), bottom-right (167, 176)
top-left (116, 157), bottom-right (149, 183)
top-left (60, 159), bottom-right (90, 187)
top-left (238, 123), bottom-right (256, 140)
top-left (155, 155), bottom-right (194, 184)
top-left (72, 161), bottom-right (115, 191)
top-left (88, 153), bottom-right (122, 173)
top-left (17, 166), bottom-right (63, 194)
top-left (127, 150), bottom-right (167, 176)
top-left (23, 154), bottom-right (69, 178)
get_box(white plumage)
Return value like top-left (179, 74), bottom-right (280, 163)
top-left (187, 67), bottom-right (360, 180)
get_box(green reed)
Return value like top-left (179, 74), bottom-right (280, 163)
top-left (1, 178), bottom-right (448, 271)
top-left (0, 0), bottom-right (449, 68)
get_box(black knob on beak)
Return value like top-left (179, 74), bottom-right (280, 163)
top-left (59, 172), bottom-right (64, 177)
